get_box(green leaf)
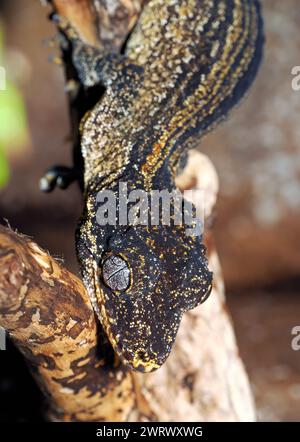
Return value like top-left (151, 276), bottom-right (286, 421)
top-left (0, 79), bottom-right (29, 150)
top-left (0, 22), bottom-right (29, 152)
top-left (0, 145), bottom-right (10, 188)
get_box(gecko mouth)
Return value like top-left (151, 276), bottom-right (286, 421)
top-left (131, 350), bottom-right (162, 372)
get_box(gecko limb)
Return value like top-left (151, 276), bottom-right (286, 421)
top-left (51, 13), bottom-right (143, 89)
top-left (40, 165), bottom-right (81, 192)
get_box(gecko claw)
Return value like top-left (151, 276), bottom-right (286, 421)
top-left (42, 35), bottom-right (60, 48)
top-left (49, 12), bottom-right (79, 42)
top-left (48, 12), bottom-right (63, 24)
top-left (64, 79), bottom-right (80, 94)
top-left (48, 54), bottom-right (63, 65)
top-left (40, 165), bottom-right (80, 193)
top-left (39, 171), bottom-right (57, 193)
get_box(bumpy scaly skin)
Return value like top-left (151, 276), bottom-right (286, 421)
top-left (59, 0), bottom-right (263, 372)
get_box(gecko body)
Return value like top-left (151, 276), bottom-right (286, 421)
top-left (47, 0), bottom-right (264, 372)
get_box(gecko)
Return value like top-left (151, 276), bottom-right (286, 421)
top-left (41, 0), bottom-right (264, 372)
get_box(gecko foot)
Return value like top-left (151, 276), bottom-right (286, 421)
top-left (49, 13), bottom-right (79, 41)
top-left (40, 165), bottom-right (80, 193)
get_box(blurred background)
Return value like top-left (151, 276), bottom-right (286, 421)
top-left (0, 0), bottom-right (299, 421)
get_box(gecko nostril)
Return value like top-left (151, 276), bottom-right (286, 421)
top-left (101, 254), bottom-right (131, 292)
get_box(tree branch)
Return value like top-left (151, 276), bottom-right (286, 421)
top-left (51, 0), bottom-right (145, 50)
top-left (0, 226), bottom-right (135, 421)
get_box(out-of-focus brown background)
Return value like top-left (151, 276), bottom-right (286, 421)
top-left (0, 0), bottom-right (299, 421)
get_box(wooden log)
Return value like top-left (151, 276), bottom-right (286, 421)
top-left (0, 226), bottom-right (135, 421)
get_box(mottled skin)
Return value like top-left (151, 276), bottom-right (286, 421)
top-left (49, 0), bottom-right (264, 372)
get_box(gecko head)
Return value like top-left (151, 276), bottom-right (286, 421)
top-left (76, 205), bottom-right (212, 373)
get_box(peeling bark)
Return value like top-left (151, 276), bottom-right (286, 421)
top-left (51, 0), bottom-right (145, 50)
top-left (0, 227), bottom-right (135, 421)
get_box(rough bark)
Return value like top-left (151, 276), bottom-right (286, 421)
top-left (0, 226), bottom-right (135, 421)
top-left (51, 0), bottom-right (145, 51)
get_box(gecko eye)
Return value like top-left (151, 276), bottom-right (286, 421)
top-left (101, 254), bottom-right (131, 292)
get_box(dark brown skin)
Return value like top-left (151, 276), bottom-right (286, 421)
top-left (43, 0), bottom-right (264, 372)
